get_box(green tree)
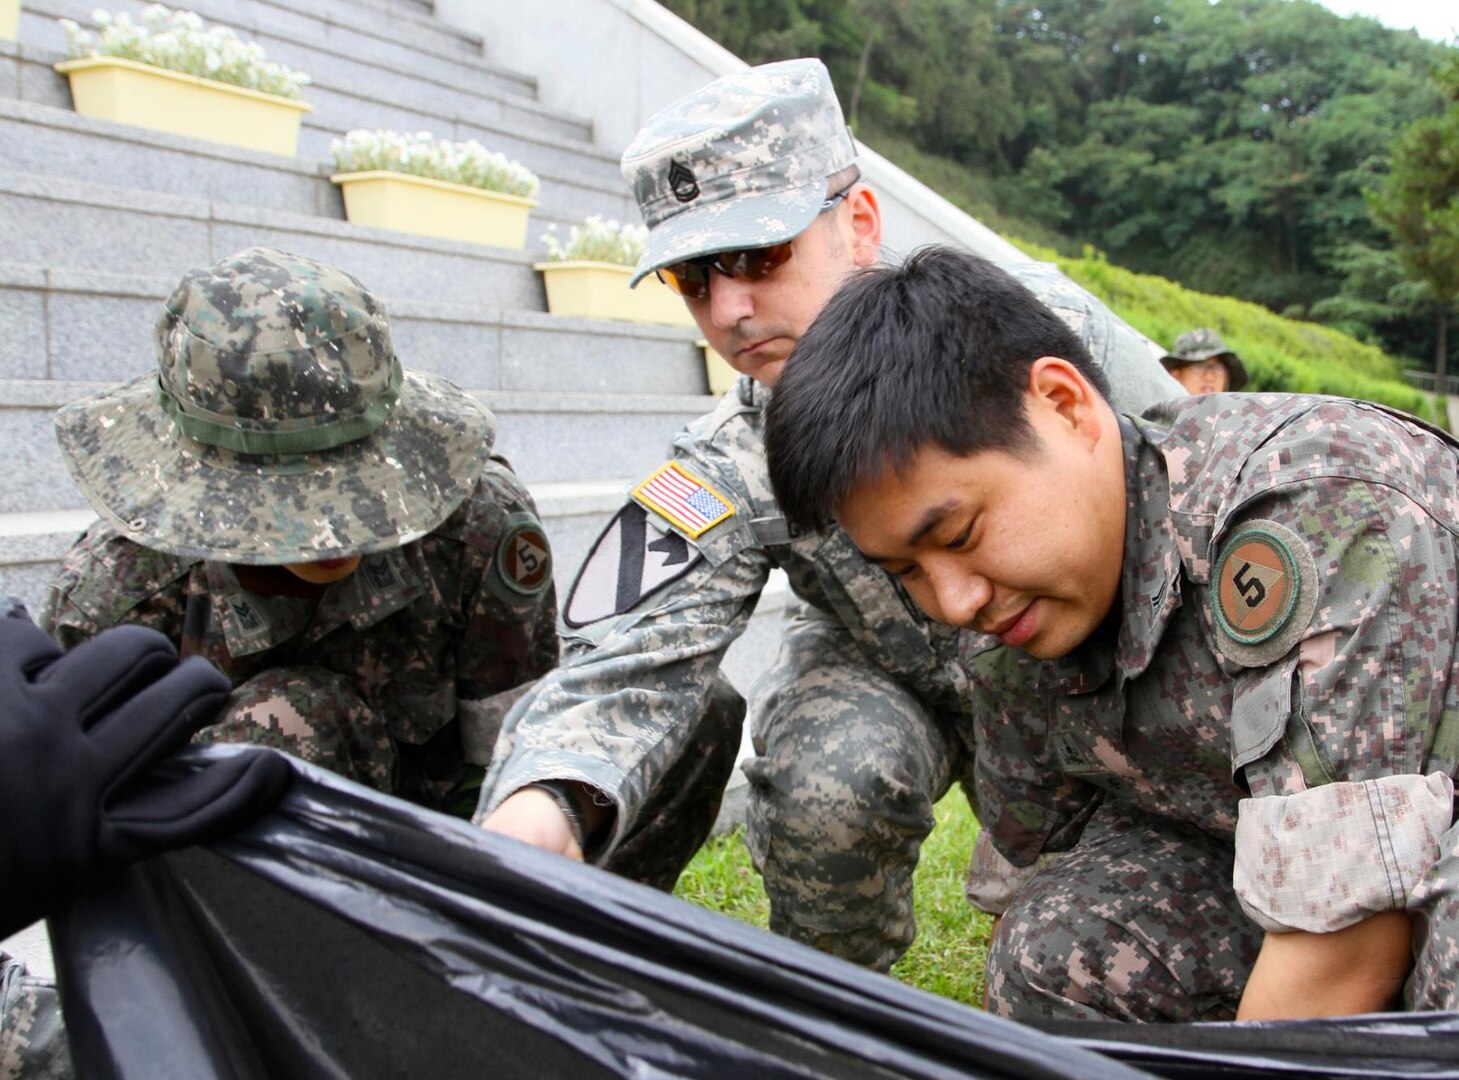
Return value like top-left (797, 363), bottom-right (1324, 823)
top-left (1369, 57), bottom-right (1459, 386)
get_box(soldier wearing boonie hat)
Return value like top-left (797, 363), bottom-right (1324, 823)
top-left (476, 59), bottom-right (1183, 968)
top-left (1161, 327), bottom-right (1249, 394)
top-left (42, 248), bottom-right (559, 813)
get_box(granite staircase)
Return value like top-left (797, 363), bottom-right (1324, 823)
top-left (0, 0), bottom-right (788, 687)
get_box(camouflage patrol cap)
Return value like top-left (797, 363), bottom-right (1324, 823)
top-left (621, 58), bottom-right (858, 287)
top-left (1160, 328), bottom-right (1249, 390)
top-left (54, 247), bottom-right (494, 564)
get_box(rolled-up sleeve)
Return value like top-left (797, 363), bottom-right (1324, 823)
top-left (1235, 773), bottom-right (1454, 932)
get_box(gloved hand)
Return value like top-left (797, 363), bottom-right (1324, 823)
top-left (0, 604), bottom-right (291, 936)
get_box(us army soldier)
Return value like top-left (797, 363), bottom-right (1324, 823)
top-left (43, 248), bottom-right (558, 814)
top-left (765, 245), bottom-right (1459, 1019)
top-left (478, 59), bottom-right (1181, 967)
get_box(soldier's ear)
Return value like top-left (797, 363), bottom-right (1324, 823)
top-left (845, 183), bottom-right (882, 268)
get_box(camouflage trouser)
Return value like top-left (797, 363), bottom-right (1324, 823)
top-left (0, 954), bottom-right (71, 1080)
top-left (201, 665), bottom-right (396, 793)
top-left (986, 800), bottom-right (1262, 1022)
top-left (741, 605), bottom-right (975, 972)
top-left (598, 672), bottom-right (745, 892)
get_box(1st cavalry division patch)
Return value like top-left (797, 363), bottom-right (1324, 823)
top-left (1212, 518), bottom-right (1318, 666)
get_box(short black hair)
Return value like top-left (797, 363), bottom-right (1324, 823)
top-left (765, 245), bottom-right (1109, 532)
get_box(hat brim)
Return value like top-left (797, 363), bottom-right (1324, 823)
top-left (628, 181), bottom-right (829, 287)
top-left (56, 370), bottom-right (494, 564)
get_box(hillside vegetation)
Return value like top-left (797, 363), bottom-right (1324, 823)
top-left (1036, 244), bottom-right (1443, 423)
top-left (665, 0), bottom-right (1458, 393)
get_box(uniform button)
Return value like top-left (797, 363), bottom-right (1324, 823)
top-left (223, 379), bottom-right (240, 397)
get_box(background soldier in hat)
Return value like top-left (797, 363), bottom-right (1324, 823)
top-left (1161, 328), bottom-right (1250, 395)
top-left (41, 247), bottom-right (558, 814)
top-left (476, 59), bottom-right (1180, 968)
top-left (764, 245), bottom-right (1459, 1021)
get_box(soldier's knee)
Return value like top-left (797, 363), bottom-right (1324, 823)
top-left (208, 666), bottom-right (391, 791)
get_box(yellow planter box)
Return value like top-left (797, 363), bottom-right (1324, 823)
top-left (534, 260), bottom-right (695, 327)
top-left (699, 340), bottom-right (740, 395)
top-left (332, 170), bottom-right (536, 250)
top-left (54, 56), bottom-right (310, 157)
top-left (1, 0), bottom-right (19, 42)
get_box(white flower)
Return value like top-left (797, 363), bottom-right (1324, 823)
top-left (58, 6), bottom-right (310, 99)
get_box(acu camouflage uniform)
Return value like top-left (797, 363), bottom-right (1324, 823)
top-left (969, 393), bottom-right (1459, 1021)
top-left (41, 247), bottom-right (558, 813)
top-left (0, 955), bottom-right (69, 1080)
top-left (480, 252), bottom-right (1179, 966)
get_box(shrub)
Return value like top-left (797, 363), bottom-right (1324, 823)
top-left (539, 215), bottom-right (647, 265)
top-left (1013, 241), bottom-right (1443, 425)
top-left (331, 129), bottom-right (540, 199)
top-left (60, 5), bottom-right (310, 100)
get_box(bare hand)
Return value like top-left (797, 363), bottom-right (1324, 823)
top-left (480, 787), bottom-right (586, 861)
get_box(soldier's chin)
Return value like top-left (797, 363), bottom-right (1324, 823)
top-left (746, 355), bottom-right (789, 387)
top-left (284, 556), bottom-right (363, 585)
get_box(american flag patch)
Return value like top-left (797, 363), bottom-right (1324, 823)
top-left (631, 463), bottom-right (734, 538)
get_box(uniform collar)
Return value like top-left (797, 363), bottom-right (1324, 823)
top-left (1112, 414), bottom-right (1184, 682)
top-left (206, 546), bottom-right (427, 658)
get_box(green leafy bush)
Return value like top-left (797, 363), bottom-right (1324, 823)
top-left (1019, 242), bottom-right (1443, 425)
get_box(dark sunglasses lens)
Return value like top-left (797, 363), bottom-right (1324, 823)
top-left (658, 263), bottom-right (711, 299)
top-left (721, 242), bottom-right (794, 280)
top-left (660, 241), bottom-right (796, 299)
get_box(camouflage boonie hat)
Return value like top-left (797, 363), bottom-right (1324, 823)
top-left (1160, 328), bottom-right (1249, 390)
top-left (621, 57), bottom-right (858, 287)
top-left (55, 247), bottom-right (494, 564)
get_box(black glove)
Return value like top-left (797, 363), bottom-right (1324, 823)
top-left (0, 607), bottom-right (291, 936)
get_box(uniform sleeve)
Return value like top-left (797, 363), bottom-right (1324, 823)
top-left (40, 525), bottom-right (190, 650)
top-left (449, 458), bottom-right (561, 765)
top-left (1221, 477), bottom-right (1459, 933)
top-left (475, 459), bottom-right (770, 861)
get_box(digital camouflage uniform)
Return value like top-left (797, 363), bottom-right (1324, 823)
top-left (42, 458), bottom-right (558, 812)
top-left (969, 393), bottom-right (1459, 1021)
top-left (0, 955), bottom-right (70, 1080)
top-left (40, 246), bottom-right (558, 812)
top-left (481, 251), bottom-right (1179, 972)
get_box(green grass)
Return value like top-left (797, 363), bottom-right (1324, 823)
top-left (673, 790), bottom-right (995, 1007)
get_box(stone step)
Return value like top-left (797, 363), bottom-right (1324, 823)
top-left (1, 377), bottom-right (717, 513)
top-left (0, 261), bottom-right (707, 393)
top-left (0, 96), bottom-right (634, 247)
top-left (0, 167), bottom-right (621, 308)
top-left (21, 0), bottom-right (548, 111)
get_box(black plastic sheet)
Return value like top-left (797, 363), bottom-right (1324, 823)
top-left (46, 748), bottom-right (1459, 1079)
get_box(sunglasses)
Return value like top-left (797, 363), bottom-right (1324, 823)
top-left (655, 188), bottom-right (852, 301)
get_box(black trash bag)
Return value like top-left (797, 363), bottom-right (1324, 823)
top-left (45, 748), bottom-right (1459, 1080)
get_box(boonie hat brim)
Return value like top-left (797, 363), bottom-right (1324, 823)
top-left (56, 370), bottom-right (493, 564)
top-left (1159, 350), bottom-right (1249, 391)
top-left (629, 181), bottom-right (830, 288)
